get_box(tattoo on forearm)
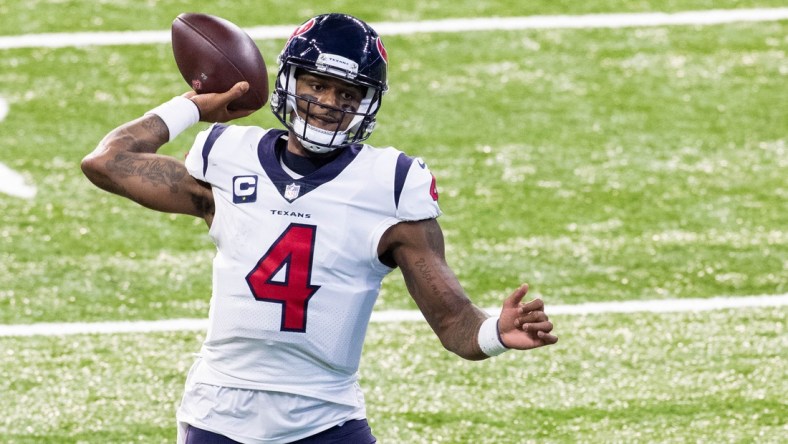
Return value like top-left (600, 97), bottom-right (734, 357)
top-left (107, 116), bottom-right (169, 154)
top-left (414, 255), bottom-right (482, 356)
top-left (106, 153), bottom-right (186, 193)
top-left (415, 257), bottom-right (442, 297)
top-left (140, 115), bottom-right (169, 142)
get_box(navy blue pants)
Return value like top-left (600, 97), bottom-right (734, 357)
top-left (183, 419), bottom-right (376, 443)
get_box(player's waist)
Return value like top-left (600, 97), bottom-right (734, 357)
top-left (190, 349), bottom-right (363, 406)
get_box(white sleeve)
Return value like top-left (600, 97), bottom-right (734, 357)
top-left (395, 156), bottom-right (442, 221)
top-left (184, 123), bottom-right (227, 182)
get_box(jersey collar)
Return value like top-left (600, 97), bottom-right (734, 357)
top-left (257, 129), bottom-right (362, 202)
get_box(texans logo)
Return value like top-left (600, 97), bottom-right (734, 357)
top-left (289, 18), bottom-right (316, 43)
top-left (376, 37), bottom-right (388, 64)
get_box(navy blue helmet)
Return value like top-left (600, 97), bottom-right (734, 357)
top-left (270, 14), bottom-right (389, 153)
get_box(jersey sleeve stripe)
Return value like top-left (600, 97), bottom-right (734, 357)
top-left (202, 124), bottom-right (228, 177)
top-left (393, 152), bottom-right (414, 209)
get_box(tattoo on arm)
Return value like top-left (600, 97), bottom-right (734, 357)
top-left (415, 257), bottom-right (442, 298)
top-left (411, 254), bottom-right (485, 357)
top-left (103, 116), bottom-right (169, 154)
top-left (106, 153), bottom-right (186, 194)
top-left (136, 116), bottom-right (170, 151)
top-left (191, 182), bottom-right (215, 218)
top-left (402, 221), bottom-right (487, 358)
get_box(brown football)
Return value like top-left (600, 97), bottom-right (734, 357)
top-left (171, 13), bottom-right (268, 111)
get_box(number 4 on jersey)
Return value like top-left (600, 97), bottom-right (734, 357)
top-left (245, 224), bottom-right (320, 332)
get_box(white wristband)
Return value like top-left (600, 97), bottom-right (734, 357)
top-left (478, 316), bottom-right (509, 357)
top-left (145, 96), bottom-right (200, 142)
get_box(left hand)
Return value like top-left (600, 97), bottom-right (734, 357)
top-left (498, 284), bottom-right (558, 350)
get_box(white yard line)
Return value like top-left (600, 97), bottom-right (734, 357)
top-left (0, 8), bottom-right (786, 49)
top-left (0, 162), bottom-right (37, 199)
top-left (1, 294), bottom-right (786, 337)
top-left (0, 97), bottom-right (37, 199)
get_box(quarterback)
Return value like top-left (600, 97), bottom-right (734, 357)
top-left (81, 13), bottom-right (557, 444)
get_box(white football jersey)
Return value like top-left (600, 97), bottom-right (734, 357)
top-left (183, 124), bottom-right (441, 407)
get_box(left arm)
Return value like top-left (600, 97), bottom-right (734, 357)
top-left (379, 218), bottom-right (558, 360)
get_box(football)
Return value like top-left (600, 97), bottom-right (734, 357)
top-left (171, 13), bottom-right (268, 111)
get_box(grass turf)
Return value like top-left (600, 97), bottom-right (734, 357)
top-left (0, 1), bottom-right (785, 442)
top-left (0, 308), bottom-right (784, 442)
top-left (1, 20), bottom-right (785, 323)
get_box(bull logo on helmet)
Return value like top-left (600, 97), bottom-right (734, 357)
top-left (376, 37), bottom-right (388, 64)
top-left (288, 18), bottom-right (316, 43)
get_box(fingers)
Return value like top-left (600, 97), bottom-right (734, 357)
top-left (510, 283), bottom-right (557, 342)
top-left (536, 331), bottom-right (559, 345)
top-left (504, 284), bottom-right (548, 313)
top-left (181, 81), bottom-right (247, 101)
top-left (223, 81), bottom-right (250, 100)
top-left (515, 309), bottom-right (548, 327)
top-left (499, 283), bottom-right (558, 349)
top-left (519, 320), bottom-right (553, 334)
top-left (503, 283), bottom-right (529, 308)
top-left (519, 318), bottom-right (558, 346)
top-left (519, 297), bottom-right (545, 313)
top-left (188, 81), bottom-right (254, 123)
top-left (207, 81), bottom-right (250, 113)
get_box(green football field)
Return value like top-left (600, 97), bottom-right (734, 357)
top-left (0, 1), bottom-right (786, 442)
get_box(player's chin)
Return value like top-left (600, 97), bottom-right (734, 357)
top-left (309, 117), bottom-right (347, 132)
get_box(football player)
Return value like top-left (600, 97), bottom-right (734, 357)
top-left (82, 13), bottom-right (557, 444)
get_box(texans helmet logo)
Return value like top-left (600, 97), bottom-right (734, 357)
top-left (376, 37), bottom-right (388, 64)
top-left (289, 18), bottom-right (316, 43)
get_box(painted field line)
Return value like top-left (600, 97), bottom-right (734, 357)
top-left (1, 294), bottom-right (785, 337)
top-left (0, 162), bottom-right (37, 199)
top-left (0, 8), bottom-right (786, 50)
top-left (0, 96), bottom-right (38, 199)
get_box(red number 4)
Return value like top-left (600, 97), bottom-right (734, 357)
top-left (245, 224), bottom-right (320, 332)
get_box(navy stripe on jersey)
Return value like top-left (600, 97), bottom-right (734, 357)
top-left (393, 153), bottom-right (414, 210)
top-left (202, 124), bottom-right (228, 177)
top-left (257, 130), bottom-right (363, 202)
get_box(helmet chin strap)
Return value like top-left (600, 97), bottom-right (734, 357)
top-left (289, 93), bottom-right (376, 154)
top-left (291, 113), bottom-right (348, 154)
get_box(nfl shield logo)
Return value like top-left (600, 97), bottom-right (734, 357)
top-left (284, 183), bottom-right (301, 200)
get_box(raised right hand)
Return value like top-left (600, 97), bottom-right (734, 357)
top-left (186, 81), bottom-right (257, 123)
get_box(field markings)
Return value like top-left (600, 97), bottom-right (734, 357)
top-left (0, 96), bottom-right (37, 199)
top-left (1, 293), bottom-right (785, 337)
top-left (0, 162), bottom-right (37, 199)
top-left (0, 8), bottom-right (786, 50)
